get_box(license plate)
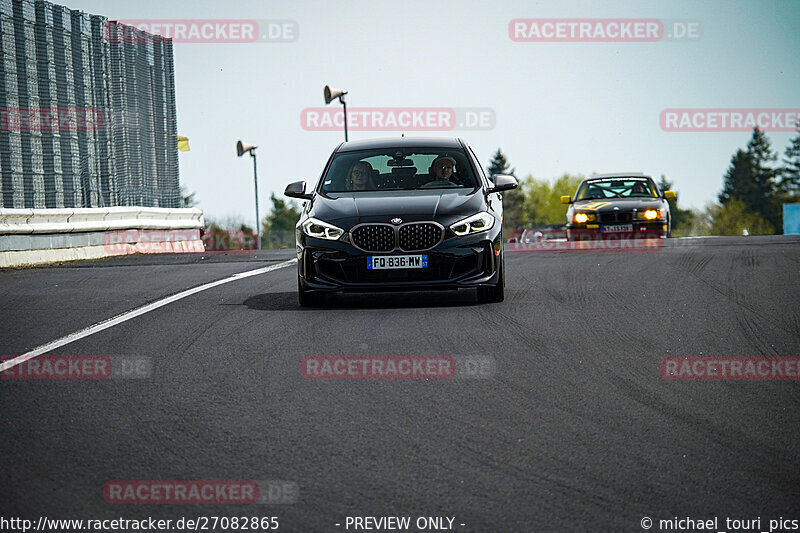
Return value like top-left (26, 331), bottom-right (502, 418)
top-left (601, 224), bottom-right (633, 233)
top-left (367, 255), bottom-right (428, 270)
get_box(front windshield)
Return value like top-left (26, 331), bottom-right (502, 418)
top-left (577, 178), bottom-right (658, 200)
top-left (321, 148), bottom-right (478, 192)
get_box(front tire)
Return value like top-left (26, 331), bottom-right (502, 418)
top-left (477, 253), bottom-right (505, 303)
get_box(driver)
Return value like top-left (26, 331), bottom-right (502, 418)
top-left (429, 156), bottom-right (456, 183)
top-left (631, 182), bottom-right (649, 196)
top-left (347, 161), bottom-right (374, 190)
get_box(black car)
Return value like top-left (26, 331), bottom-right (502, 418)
top-left (561, 173), bottom-right (676, 241)
top-left (284, 137), bottom-right (518, 306)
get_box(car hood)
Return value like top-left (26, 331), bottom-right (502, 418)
top-left (573, 197), bottom-right (665, 213)
top-left (310, 189), bottom-right (485, 226)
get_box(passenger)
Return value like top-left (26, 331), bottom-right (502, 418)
top-left (348, 161), bottom-right (374, 190)
top-left (429, 156), bottom-right (456, 183)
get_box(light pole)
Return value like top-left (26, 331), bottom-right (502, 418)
top-left (324, 85), bottom-right (349, 142)
top-left (236, 140), bottom-right (260, 250)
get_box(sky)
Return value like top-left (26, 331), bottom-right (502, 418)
top-left (65, 0), bottom-right (800, 225)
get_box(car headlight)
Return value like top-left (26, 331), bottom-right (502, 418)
top-left (300, 217), bottom-right (344, 240)
top-left (637, 209), bottom-right (663, 220)
top-left (573, 212), bottom-right (596, 223)
top-left (450, 211), bottom-right (495, 236)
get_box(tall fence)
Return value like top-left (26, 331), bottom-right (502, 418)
top-left (0, 0), bottom-right (179, 209)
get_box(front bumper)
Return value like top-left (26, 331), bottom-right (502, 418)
top-left (297, 231), bottom-right (503, 293)
top-left (566, 221), bottom-right (668, 240)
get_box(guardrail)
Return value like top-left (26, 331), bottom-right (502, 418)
top-left (0, 207), bottom-right (205, 268)
top-left (0, 207), bottom-right (204, 234)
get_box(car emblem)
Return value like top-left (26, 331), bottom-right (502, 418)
top-left (391, 218), bottom-right (402, 225)
top-left (613, 207), bottom-right (619, 211)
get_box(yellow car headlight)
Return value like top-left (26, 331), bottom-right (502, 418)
top-left (637, 209), bottom-right (663, 220)
top-left (573, 212), bottom-right (596, 224)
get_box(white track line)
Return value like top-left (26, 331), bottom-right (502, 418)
top-left (0, 259), bottom-right (296, 373)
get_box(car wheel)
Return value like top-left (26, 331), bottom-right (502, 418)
top-left (298, 276), bottom-right (325, 307)
top-left (478, 252), bottom-right (505, 303)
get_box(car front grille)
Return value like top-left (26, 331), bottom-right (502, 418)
top-left (351, 225), bottom-right (395, 252)
top-left (599, 212), bottom-right (633, 223)
top-left (399, 223), bottom-right (442, 252)
top-left (350, 222), bottom-right (444, 252)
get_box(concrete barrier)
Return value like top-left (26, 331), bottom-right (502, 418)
top-left (0, 207), bottom-right (205, 268)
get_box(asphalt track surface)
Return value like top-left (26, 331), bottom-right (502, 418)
top-left (1, 236), bottom-right (800, 532)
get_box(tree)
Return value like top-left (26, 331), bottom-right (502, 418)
top-left (782, 119), bottom-right (800, 198)
top-left (748, 126), bottom-right (780, 183)
top-left (202, 215), bottom-right (257, 250)
top-left (487, 149), bottom-right (515, 177)
top-left (261, 193), bottom-right (301, 248)
top-left (670, 208), bottom-right (705, 237)
top-left (746, 127), bottom-right (782, 231)
top-left (204, 218), bottom-right (222, 233)
top-left (719, 149), bottom-right (757, 206)
top-left (706, 199), bottom-right (773, 236)
top-left (656, 175), bottom-right (692, 234)
top-left (523, 173), bottom-right (583, 226)
top-left (180, 185), bottom-right (198, 208)
top-left (501, 188), bottom-right (525, 240)
top-left (487, 149), bottom-right (524, 239)
top-left (717, 127), bottom-right (783, 233)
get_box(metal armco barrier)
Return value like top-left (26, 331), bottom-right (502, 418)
top-left (0, 207), bottom-right (204, 267)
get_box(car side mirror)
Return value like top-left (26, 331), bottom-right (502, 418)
top-left (560, 195), bottom-right (572, 205)
top-left (663, 190), bottom-right (676, 200)
top-left (488, 174), bottom-right (518, 193)
top-left (285, 180), bottom-right (313, 200)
